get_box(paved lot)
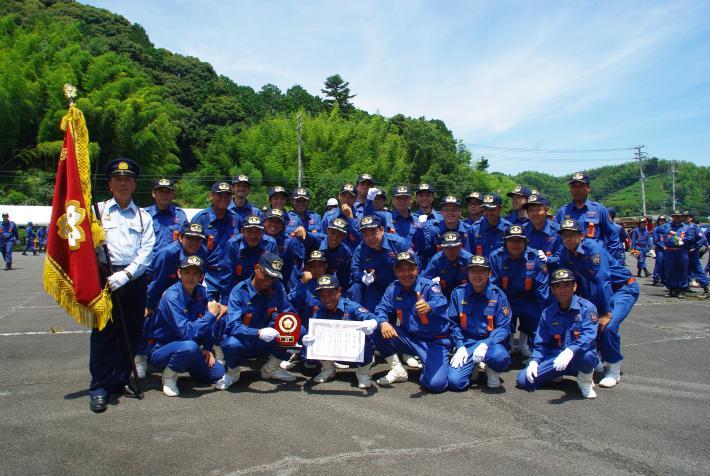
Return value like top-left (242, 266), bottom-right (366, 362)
top-left (1, 254), bottom-right (709, 475)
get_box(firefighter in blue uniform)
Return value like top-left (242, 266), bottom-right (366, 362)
top-left (22, 221), bottom-right (37, 255)
top-left (413, 195), bottom-right (471, 267)
top-left (191, 181), bottom-right (243, 300)
top-left (663, 210), bottom-right (694, 297)
top-left (319, 183), bottom-right (361, 253)
top-left (218, 215), bottom-right (278, 305)
top-left (470, 193), bottom-right (512, 258)
top-left (390, 185), bottom-right (417, 249)
top-left (558, 219), bottom-right (639, 389)
top-left (267, 186), bottom-right (289, 211)
top-left (143, 255), bottom-right (231, 396)
top-left (686, 212), bottom-right (710, 296)
top-left (218, 253), bottom-right (300, 383)
top-left (300, 274), bottom-right (379, 388)
top-left (464, 191), bottom-right (483, 226)
top-left (630, 218), bottom-right (652, 277)
top-left (229, 174), bottom-right (262, 220)
top-left (263, 208), bottom-right (304, 290)
top-left (413, 183), bottom-right (443, 224)
top-left (554, 172), bottom-right (624, 263)
top-left (1, 212), bottom-right (19, 270)
top-left (504, 185), bottom-right (531, 225)
top-left (287, 249), bottom-right (328, 319)
top-left (362, 187), bottom-right (394, 232)
top-left (517, 268), bottom-right (599, 399)
top-left (522, 193), bottom-right (561, 268)
top-left (143, 178), bottom-right (188, 256)
top-left (447, 255), bottom-right (511, 390)
top-left (421, 231), bottom-right (472, 297)
top-left (287, 187), bottom-right (322, 236)
top-left (651, 215), bottom-right (668, 286)
top-left (608, 207), bottom-right (627, 265)
top-left (36, 225), bottom-right (47, 253)
top-left (489, 224), bottom-right (550, 359)
top-left (371, 251), bottom-right (451, 393)
top-left (353, 174), bottom-right (375, 220)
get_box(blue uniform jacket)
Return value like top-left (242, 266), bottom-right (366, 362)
top-left (351, 233), bottom-right (409, 296)
top-left (470, 217), bottom-right (512, 258)
top-left (311, 297), bottom-right (374, 323)
top-left (447, 282), bottom-right (511, 348)
top-left (523, 220), bottom-right (562, 267)
top-left (144, 204), bottom-right (188, 255)
top-left (374, 277), bottom-right (449, 340)
top-left (661, 222), bottom-right (694, 251)
top-left (504, 212), bottom-right (529, 226)
top-left (631, 227), bottom-right (651, 250)
top-left (272, 232), bottom-right (304, 290)
top-left (652, 223), bottom-right (669, 251)
top-left (218, 234), bottom-right (278, 304)
top-left (320, 209), bottom-right (362, 253)
top-left (1, 221), bottom-right (19, 243)
top-left (191, 207), bottom-right (243, 273)
top-left (228, 200), bottom-right (263, 221)
top-left (146, 240), bottom-right (209, 311)
top-left (413, 209), bottom-right (443, 224)
top-left (489, 247), bottom-right (550, 318)
top-left (287, 209), bottom-right (322, 235)
top-left (223, 278), bottom-right (295, 338)
top-left (25, 225), bottom-right (36, 240)
top-left (413, 220), bottom-right (471, 266)
top-left (144, 282), bottom-right (216, 347)
top-left (421, 248), bottom-right (473, 296)
top-left (287, 278), bottom-right (319, 322)
top-left (532, 295), bottom-right (598, 362)
top-left (554, 200), bottom-right (623, 262)
top-left (391, 209), bottom-right (417, 249)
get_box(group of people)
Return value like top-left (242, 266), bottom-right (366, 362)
top-left (59, 159), bottom-right (707, 413)
top-left (0, 215), bottom-right (47, 269)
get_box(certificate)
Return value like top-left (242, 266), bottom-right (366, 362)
top-left (306, 319), bottom-right (366, 363)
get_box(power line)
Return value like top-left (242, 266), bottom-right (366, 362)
top-left (465, 143), bottom-right (635, 154)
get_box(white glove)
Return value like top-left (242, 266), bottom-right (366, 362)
top-left (258, 327), bottom-right (280, 342)
top-left (450, 346), bottom-right (468, 368)
top-left (553, 347), bottom-right (574, 371)
top-left (526, 361), bottom-right (539, 383)
top-left (647, 250), bottom-right (656, 258)
top-left (107, 271), bottom-right (130, 291)
top-left (472, 343), bottom-right (488, 363)
top-left (416, 214), bottom-right (428, 229)
top-left (366, 188), bottom-right (378, 201)
top-left (431, 276), bottom-right (441, 285)
top-left (362, 270), bottom-right (375, 286)
top-left (677, 239), bottom-right (684, 246)
top-left (358, 319), bottom-right (378, 335)
top-left (537, 249), bottom-right (547, 262)
top-left (302, 334), bottom-right (316, 347)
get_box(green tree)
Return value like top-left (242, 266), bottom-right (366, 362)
top-left (321, 74), bottom-right (356, 114)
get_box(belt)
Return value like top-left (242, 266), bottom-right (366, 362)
top-left (665, 248), bottom-right (684, 252)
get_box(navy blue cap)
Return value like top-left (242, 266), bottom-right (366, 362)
top-left (466, 191), bottom-right (483, 203)
top-left (292, 187), bottom-right (311, 200)
top-left (416, 183), bottom-right (435, 194)
top-left (551, 268), bottom-right (576, 285)
top-left (153, 178), bottom-right (175, 190)
top-left (105, 158), bottom-right (139, 178)
top-left (506, 185), bottom-right (532, 198)
top-left (306, 249), bottom-right (327, 263)
top-left (328, 217), bottom-right (348, 234)
top-left (375, 188), bottom-right (386, 198)
top-left (440, 231), bottom-right (462, 248)
top-left (231, 174), bottom-right (251, 185)
top-left (505, 224), bottom-right (527, 240)
top-left (482, 193), bottom-right (503, 208)
top-left (340, 183), bottom-right (357, 196)
top-left (523, 193), bottom-right (550, 208)
top-left (392, 185), bottom-right (412, 197)
top-left (179, 255), bottom-right (205, 271)
top-left (682, 210), bottom-right (691, 216)
top-left (243, 215), bottom-right (264, 229)
top-left (559, 219), bottom-right (583, 233)
top-left (181, 222), bottom-right (205, 239)
top-left (394, 251), bottom-right (417, 267)
top-left (211, 181), bottom-right (232, 194)
top-left (357, 173), bottom-right (375, 184)
top-left (568, 172), bottom-right (590, 185)
top-left (441, 195), bottom-right (461, 207)
top-left (315, 274), bottom-right (340, 292)
top-left (359, 215), bottom-right (382, 229)
top-left (268, 186), bottom-right (288, 198)
top-left (671, 209), bottom-right (683, 216)
top-left (263, 208), bottom-right (286, 223)
top-left (258, 252), bottom-right (284, 280)
top-left (467, 255), bottom-right (490, 269)
top-left (656, 215), bottom-right (667, 223)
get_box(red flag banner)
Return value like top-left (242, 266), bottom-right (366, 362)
top-left (43, 104), bottom-right (112, 330)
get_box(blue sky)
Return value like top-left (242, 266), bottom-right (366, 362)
top-left (83, 0), bottom-right (710, 176)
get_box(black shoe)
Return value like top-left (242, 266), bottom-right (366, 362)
top-left (637, 269), bottom-right (642, 277)
top-left (3, 265), bottom-right (8, 271)
top-left (90, 395), bottom-right (108, 413)
top-left (22, 252), bottom-right (27, 256)
top-left (33, 252), bottom-right (37, 256)
top-left (643, 269), bottom-right (650, 277)
top-left (112, 384), bottom-right (141, 399)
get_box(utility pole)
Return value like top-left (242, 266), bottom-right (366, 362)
top-left (634, 145), bottom-right (647, 217)
top-left (296, 112), bottom-right (303, 188)
top-left (671, 160), bottom-right (676, 211)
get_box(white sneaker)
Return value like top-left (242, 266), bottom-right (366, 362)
top-left (261, 356), bottom-right (297, 382)
top-left (162, 368), bottom-right (179, 397)
top-left (134, 354), bottom-right (147, 379)
top-left (598, 362), bottom-right (621, 388)
top-left (403, 354), bottom-right (422, 369)
top-left (485, 367), bottom-right (501, 388)
top-left (518, 332), bottom-right (531, 358)
top-left (577, 372), bottom-right (597, 399)
top-left (377, 359), bottom-right (408, 386)
top-left (214, 367), bottom-right (239, 390)
top-left (280, 353), bottom-right (299, 370)
top-left (313, 361), bottom-right (336, 383)
top-left (334, 362), bottom-right (349, 370)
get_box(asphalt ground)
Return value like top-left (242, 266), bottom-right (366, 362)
top-left (1, 254), bottom-right (709, 475)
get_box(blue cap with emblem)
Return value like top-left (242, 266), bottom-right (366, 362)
top-left (441, 195), bottom-right (461, 207)
top-left (394, 251), bottom-right (418, 267)
top-left (231, 174), bottom-right (251, 185)
top-left (523, 193), bottom-right (550, 208)
top-left (263, 208), bottom-right (286, 223)
top-left (465, 191), bottom-right (483, 203)
top-left (181, 222), bottom-right (205, 239)
top-left (481, 193), bottom-right (503, 208)
top-left (211, 181), bottom-right (232, 194)
top-left (505, 224), bottom-right (527, 240)
top-left (153, 178), bottom-right (175, 190)
top-left (243, 215), bottom-right (264, 229)
top-left (550, 267), bottom-right (576, 285)
top-left (179, 255), bottom-right (205, 272)
top-left (307, 249), bottom-right (327, 263)
top-left (357, 173), bottom-right (375, 184)
top-left (568, 172), bottom-right (590, 185)
top-left (440, 231), bottom-right (462, 248)
top-left (416, 183), bottom-right (435, 194)
top-left (360, 215), bottom-right (382, 229)
top-left (340, 183), bottom-right (357, 196)
top-left (315, 274), bottom-right (340, 292)
top-left (328, 217), bottom-right (348, 234)
top-left (268, 186), bottom-right (288, 198)
top-left (467, 255), bottom-right (490, 269)
top-left (506, 185), bottom-right (532, 198)
top-left (258, 252), bottom-right (284, 280)
top-left (392, 185), bottom-right (412, 197)
top-left (292, 187), bottom-right (311, 200)
top-left (559, 219), bottom-right (583, 233)
top-left (106, 158), bottom-right (140, 178)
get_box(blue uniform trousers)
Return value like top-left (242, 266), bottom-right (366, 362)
top-left (89, 276), bottom-right (147, 398)
top-left (652, 249), bottom-right (665, 284)
top-left (447, 339), bottom-right (510, 391)
top-left (148, 340), bottom-right (224, 383)
top-left (689, 250), bottom-right (709, 286)
top-left (636, 248), bottom-right (648, 270)
top-left (599, 282), bottom-right (639, 364)
top-left (220, 335), bottom-right (292, 369)
top-left (1, 240), bottom-right (13, 265)
top-left (23, 238), bottom-right (36, 254)
top-left (372, 327), bottom-right (450, 393)
top-left (664, 249), bottom-right (689, 289)
top-left (516, 349), bottom-right (598, 390)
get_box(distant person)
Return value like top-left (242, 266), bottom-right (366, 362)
top-left (662, 211), bottom-right (695, 298)
top-left (229, 174), bottom-right (262, 220)
top-left (36, 225), bottom-right (47, 253)
top-left (22, 221), bottom-right (37, 256)
top-left (504, 185), bottom-right (531, 225)
top-left (464, 191), bottom-right (483, 226)
top-left (1, 212), bottom-right (19, 270)
top-left (325, 198), bottom-right (338, 212)
top-left (685, 212), bottom-right (709, 295)
top-left (651, 215), bottom-right (669, 286)
top-left (630, 218), bottom-right (652, 277)
top-left (608, 207), bottom-right (627, 266)
top-left (413, 183), bottom-right (443, 224)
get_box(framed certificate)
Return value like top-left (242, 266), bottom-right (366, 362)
top-left (306, 319), bottom-right (366, 363)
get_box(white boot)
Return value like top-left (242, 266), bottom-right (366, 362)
top-left (485, 367), bottom-right (501, 388)
top-left (261, 356), bottom-right (297, 382)
top-left (134, 354), bottom-right (147, 379)
top-left (577, 372), bottom-right (597, 399)
top-left (377, 355), bottom-right (408, 385)
top-left (599, 362), bottom-right (621, 388)
top-left (214, 367), bottom-right (239, 390)
top-left (162, 368), bottom-right (179, 397)
top-left (313, 361), bottom-right (336, 383)
top-left (403, 354), bottom-right (422, 369)
top-left (518, 331), bottom-right (531, 358)
top-left (355, 363), bottom-right (373, 388)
